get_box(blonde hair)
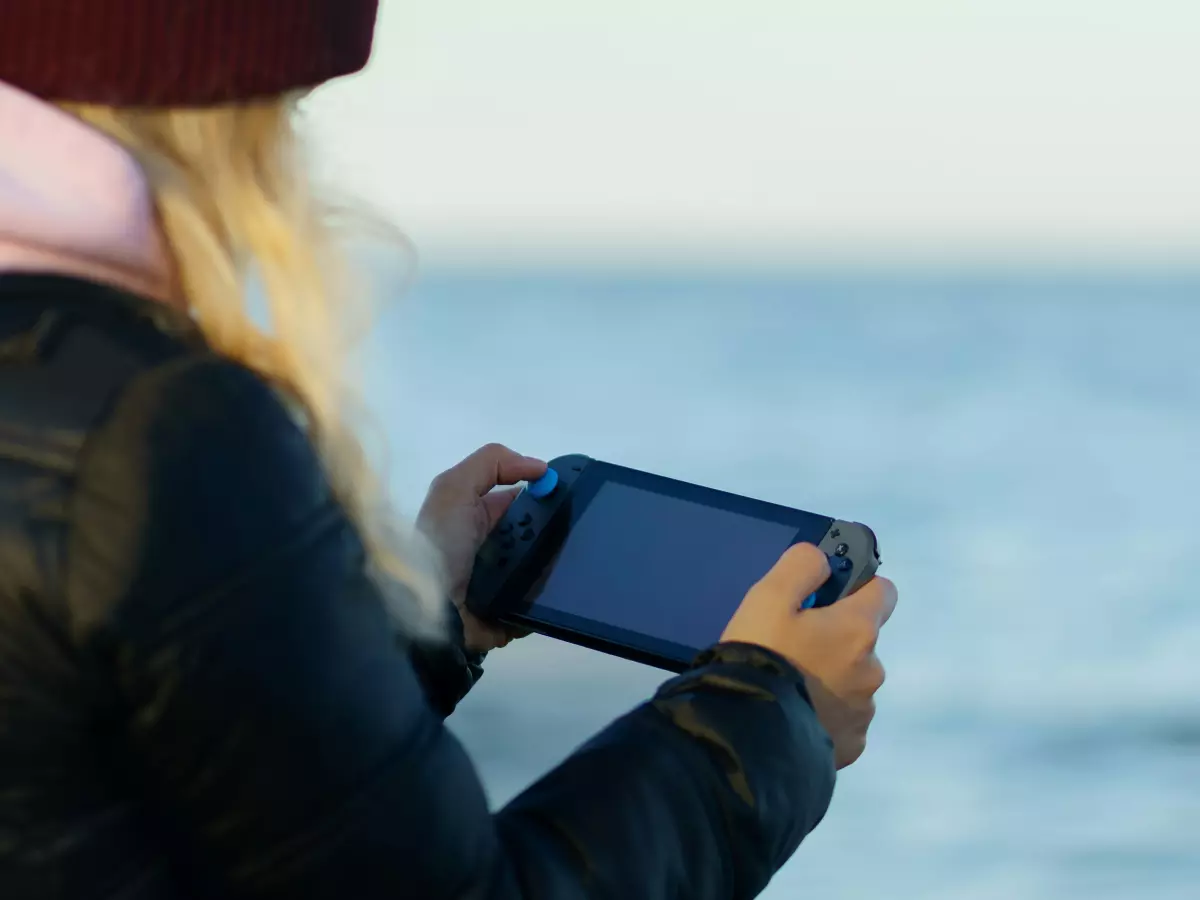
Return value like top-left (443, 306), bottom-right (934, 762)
top-left (60, 94), bottom-right (446, 638)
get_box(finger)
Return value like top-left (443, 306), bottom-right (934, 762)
top-left (864, 654), bottom-right (887, 694)
top-left (756, 543), bottom-right (832, 600)
top-left (480, 486), bottom-right (522, 531)
top-left (839, 576), bottom-right (898, 627)
top-left (451, 443), bottom-right (547, 496)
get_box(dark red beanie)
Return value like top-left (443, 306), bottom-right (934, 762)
top-left (0, 0), bottom-right (380, 107)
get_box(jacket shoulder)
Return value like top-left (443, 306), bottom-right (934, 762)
top-left (0, 275), bottom-right (324, 641)
top-left (0, 274), bottom-right (205, 474)
top-left (66, 335), bottom-right (339, 643)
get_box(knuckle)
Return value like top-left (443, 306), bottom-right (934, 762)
top-left (876, 576), bottom-right (899, 616)
top-left (864, 656), bottom-right (886, 693)
top-left (863, 697), bottom-right (877, 724)
top-left (853, 576), bottom-right (896, 620)
top-left (860, 630), bottom-right (879, 657)
top-left (847, 618), bottom-right (879, 658)
top-left (843, 736), bottom-right (867, 767)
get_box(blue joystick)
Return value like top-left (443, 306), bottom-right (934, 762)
top-left (526, 468), bottom-right (559, 499)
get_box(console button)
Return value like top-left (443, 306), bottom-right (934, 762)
top-left (834, 556), bottom-right (853, 572)
top-left (517, 512), bottom-right (533, 527)
top-left (520, 527), bottom-right (535, 541)
top-left (526, 468), bottom-right (559, 499)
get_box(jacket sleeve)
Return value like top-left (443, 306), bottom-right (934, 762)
top-left (67, 357), bottom-right (836, 900)
top-left (406, 603), bottom-right (487, 717)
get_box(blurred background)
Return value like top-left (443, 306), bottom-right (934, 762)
top-left (307, 2), bottom-right (1198, 897)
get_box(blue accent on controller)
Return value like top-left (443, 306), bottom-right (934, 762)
top-left (805, 553), bottom-right (857, 609)
top-left (526, 468), bottom-right (559, 499)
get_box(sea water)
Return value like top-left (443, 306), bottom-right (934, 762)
top-left (369, 269), bottom-right (1199, 900)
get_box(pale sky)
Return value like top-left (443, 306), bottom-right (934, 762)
top-left (307, 0), bottom-right (1199, 267)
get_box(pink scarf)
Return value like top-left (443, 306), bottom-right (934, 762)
top-left (0, 80), bottom-right (176, 304)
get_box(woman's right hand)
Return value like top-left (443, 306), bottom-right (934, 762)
top-left (720, 543), bottom-right (898, 769)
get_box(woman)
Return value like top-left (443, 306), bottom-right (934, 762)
top-left (0, 3), bottom-right (897, 898)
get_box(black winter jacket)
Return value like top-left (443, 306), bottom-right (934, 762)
top-left (0, 274), bottom-right (836, 899)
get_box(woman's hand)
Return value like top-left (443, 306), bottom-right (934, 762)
top-left (721, 543), bottom-right (898, 769)
top-left (416, 443), bottom-right (547, 654)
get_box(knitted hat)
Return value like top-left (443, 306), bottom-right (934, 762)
top-left (0, 0), bottom-right (380, 107)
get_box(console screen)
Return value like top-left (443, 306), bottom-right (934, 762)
top-left (524, 481), bottom-right (826, 654)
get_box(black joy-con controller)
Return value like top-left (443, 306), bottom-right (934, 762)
top-left (806, 521), bottom-right (881, 609)
top-left (465, 454), bottom-right (592, 619)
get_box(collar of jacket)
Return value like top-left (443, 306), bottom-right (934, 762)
top-left (0, 80), bottom-right (178, 306)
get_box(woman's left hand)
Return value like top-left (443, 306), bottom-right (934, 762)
top-left (416, 443), bottom-right (547, 653)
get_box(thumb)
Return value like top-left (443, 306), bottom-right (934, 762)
top-left (755, 543), bottom-right (832, 601)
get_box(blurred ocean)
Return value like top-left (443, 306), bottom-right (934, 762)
top-left (367, 269), bottom-right (1199, 900)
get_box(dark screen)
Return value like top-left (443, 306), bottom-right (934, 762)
top-left (525, 481), bottom-right (808, 651)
